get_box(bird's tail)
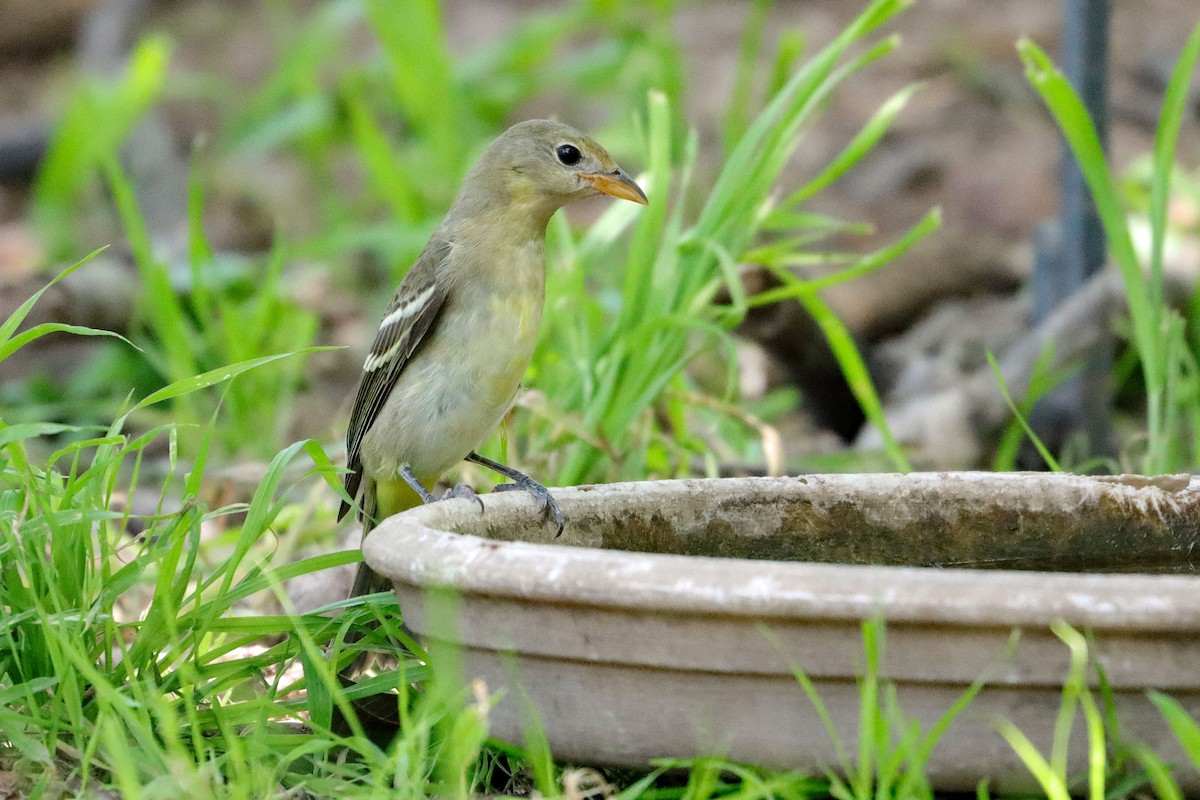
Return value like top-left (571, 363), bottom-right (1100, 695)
top-left (347, 515), bottom-right (393, 601)
top-left (340, 477), bottom-right (425, 680)
top-left (335, 497), bottom-right (405, 733)
top-left (340, 545), bottom-right (389, 681)
top-left (348, 558), bottom-right (391, 599)
top-left (347, 476), bottom-right (424, 599)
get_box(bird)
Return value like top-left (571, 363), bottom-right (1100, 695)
top-left (340, 119), bottom-right (648, 600)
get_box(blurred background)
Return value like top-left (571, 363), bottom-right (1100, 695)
top-left (1, 0), bottom-right (1199, 490)
top-left (7, 5), bottom-right (1200, 793)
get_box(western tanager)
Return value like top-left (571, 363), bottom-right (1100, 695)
top-left (341, 119), bottom-right (647, 598)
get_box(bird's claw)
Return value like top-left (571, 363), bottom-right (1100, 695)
top-left (494, 477), bottom-right (566, 537)
top-left (441, 482), bottom-right (484, 512)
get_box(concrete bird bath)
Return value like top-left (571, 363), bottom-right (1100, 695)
top-left (362, 473), bottom-right (1200, 791)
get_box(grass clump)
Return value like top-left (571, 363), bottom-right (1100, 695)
top-left (1019, 21), bottom-right (1200, 473)
top-left (508, 0), bottom-right (930, 484)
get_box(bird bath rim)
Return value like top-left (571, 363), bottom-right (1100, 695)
top-left (363, 472), bottom-right (1200, 633)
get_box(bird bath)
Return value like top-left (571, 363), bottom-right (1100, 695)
top-left (363, 473), bottom-right (1200, 791)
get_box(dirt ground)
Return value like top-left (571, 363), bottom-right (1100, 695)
top-left (1, 0), bottom-right (1198, 468)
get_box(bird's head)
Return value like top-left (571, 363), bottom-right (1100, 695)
top-left (468, 119), bottom-right (648, 214)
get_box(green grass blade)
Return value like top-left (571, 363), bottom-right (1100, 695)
top-left (344, 78), bottom-right (424, 224)
top-left (122, 347), bottom-right (337, 418)
top-left (785, 82), bottom-right (922, 208)
top-left (1149, 691), bottom-right (1200, 767)
top-left (34, 37), bottom-right (171, 254)
top-left (1019, 37), bottom-right (1167, 469)
top-left (986, 351), bottom-right (1062, 472)
top-left (1147, 22), bottom-right (1200, 311)
top-left (723, 0), bottom-right (772, 153)
top-left (761, 269), bottom-right (910, 470)
top-left (100, 152), bottom-right (199, 383)
top-left (0, 323), bottom-right (135, 364)
top-left (365, 0), bottom-right (470, 175)
top-left (998, 720), bottom-right (1071, 800)
top-left (1131, 744), bottom-right (1184, 800)
top-left (0, 248), bottom-right (105, 347)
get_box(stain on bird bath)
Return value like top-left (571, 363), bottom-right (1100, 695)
top-left (363, 473), bottom-right (1200, 791)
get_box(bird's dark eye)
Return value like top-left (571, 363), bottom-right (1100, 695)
top-left (555, 143), bottom-right (582, 166)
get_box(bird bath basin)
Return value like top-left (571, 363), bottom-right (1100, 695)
top-left (363, 473), bottom-right (1200, 791)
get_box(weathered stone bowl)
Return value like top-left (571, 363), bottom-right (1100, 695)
top-left (363, 473), bottom-right (1200, 790)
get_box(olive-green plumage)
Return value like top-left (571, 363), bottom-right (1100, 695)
top-left (341, 119), bottom-right (646, 599)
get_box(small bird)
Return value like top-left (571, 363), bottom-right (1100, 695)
top-left (341, 119), bottom-right (647, 598)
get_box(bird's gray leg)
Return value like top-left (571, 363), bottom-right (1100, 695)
top-left (399, 466), bottom-right (438, 503)
top-left (400, 466), bottom-right (482, 511)
top-left (465, 451), bottom-right (565, 536)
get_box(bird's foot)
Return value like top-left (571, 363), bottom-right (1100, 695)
top-left (493, 476), bottom-right (565, 536)
top-left (441, 482), bottom-right (484, 512)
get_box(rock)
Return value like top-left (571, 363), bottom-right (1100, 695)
top-left (0, 0), bottom-right (99, 54)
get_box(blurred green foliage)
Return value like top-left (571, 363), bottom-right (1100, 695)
top-left (17, 0), bottom-right (928, 477)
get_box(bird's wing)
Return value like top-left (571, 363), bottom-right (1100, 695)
top-left (340, 238), bottom-right (451, 520)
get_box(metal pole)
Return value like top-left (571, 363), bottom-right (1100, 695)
top-left (1029, 0), bottom-right (1112, 463)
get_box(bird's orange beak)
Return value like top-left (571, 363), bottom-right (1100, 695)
top-left (581, 168), bottom-right (649, 205)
